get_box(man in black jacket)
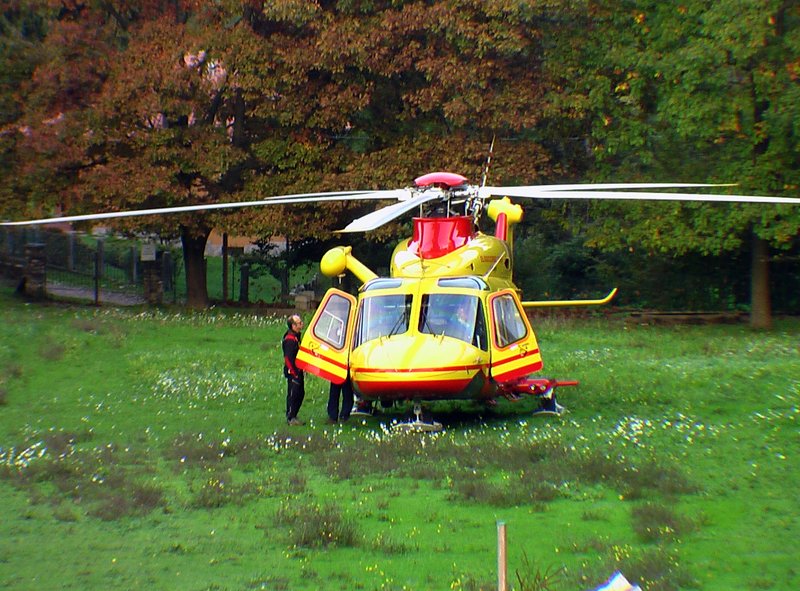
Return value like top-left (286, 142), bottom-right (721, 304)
top-left (282, 314), bottom-right (305, 426)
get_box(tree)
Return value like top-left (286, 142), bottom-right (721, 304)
top-left (1, 1), bottom-right (578, 306)
top-left (2, 3), bottom-right (251, 307)
top-left (83, 16), bottom-right (249, 308)
top-left (0, 1), bottom-right (50, 219)
top-left (551, 0), bottom-right (800, 326)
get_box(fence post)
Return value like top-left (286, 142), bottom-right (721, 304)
top-left (497, 521), bottom-right (508, 591)
top-left (94, 239), bottom-right (104, 306)
top-left (23, 243), bottom-right (47, 300)
top-left (67, 231), bottom-right (75, 271)
top-left (131, 245), bottom-right (138, 283)
top-left (162, 251), bottom-right (173, 292)
top-left (222, 232), bottom-right (229, 303)
top-left (239, 262), bottom-right (249, 303)
top-left (142, 244), bottom-right (163, 305)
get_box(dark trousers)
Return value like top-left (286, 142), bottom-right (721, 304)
top-left (327, 380), bottom-right (353, 421)
top-left (286, 377), bottom-right (305, 421)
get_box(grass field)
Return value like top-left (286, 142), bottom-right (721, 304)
top-left (0, 285), bottom-right (798, 591)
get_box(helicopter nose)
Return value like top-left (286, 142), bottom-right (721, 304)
top-left (350, 334), bottom-right (489, 400)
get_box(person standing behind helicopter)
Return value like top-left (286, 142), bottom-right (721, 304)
top-left (282, 314), bottom-right (306, 426)
top-left (326, 376), bottom-right (354, 424)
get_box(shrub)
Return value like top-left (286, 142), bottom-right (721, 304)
top-left (274, 500), bottom-right (359, 548)
top-left (39, 338), bottom-right (66, 361)
top-left (70, 318), bottom-right (104, 333)
top-left (130, 481), bottom-right (166, 512)
top-left (627, 461), bottom-right (699, 497)
top-left (190, 472), bottom-right (263, 509)
top-left (631, 502), bottom-right (697, 543)
top-left (370, 532), bottom-right (417, 555)
top-left (580, 509), bottom-right (609, 522)
top-left (88, 492), bottom-right (133, 521)
top-left (166, 433), bottom-right (228, 467)
top-left (4, 362), bottom-right (23, 379)
top-left (43, 430), bottom-right (87, 456)
top-left (246, 575), bottom-right (290, 590)
top-left (450, 574), bottom-right (496, 591)
top-left (514, 552), bottom-right (566, 591)
top-left (618, 546), bottom-right (696, 591)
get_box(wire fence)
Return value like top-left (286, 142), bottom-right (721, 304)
top-left (0, 227), bottom-right (181, 305)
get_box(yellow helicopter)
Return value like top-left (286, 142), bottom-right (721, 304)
top-left (296, 172), bottom-right (618, 428)
top-left (4, 170), bottom-right (797, 429)
top-left (290, 171), bottom-right (797, 429)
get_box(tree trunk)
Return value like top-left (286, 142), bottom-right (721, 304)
top-left (181, 225), bottom-right (211, 309)
top-left (750, 233), bottom-right (772, 329)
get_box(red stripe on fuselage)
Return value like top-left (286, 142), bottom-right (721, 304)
top-left (356, 363), bottom-right (486, 374)
top-left (307, 366), bottom-right (344, 384)
top-left (355, 377), bottom-right (474, 398)
top-left (298, 346), bottom-right (348, 370)
top-left (490, 348), bottom-right (540, 369)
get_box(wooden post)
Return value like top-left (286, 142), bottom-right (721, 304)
top-left (94, 238), bottom-right (104, 306)
top-left (23, 243), bottom-right (47, 300)
top-left (130, 245), bottom-right (137, 283)
top-left (239, 262), bottom-right (249, 303)
top-left (497, 521), bottom-right (507, 591)
top-left (222, 232), bottom-right (229, 303)
top-left (67, 231), bottom-right (75, 271)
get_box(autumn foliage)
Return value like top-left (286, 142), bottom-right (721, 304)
top-left (1, 1), bottom-right (798, 312)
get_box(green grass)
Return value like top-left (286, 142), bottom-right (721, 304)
top-left (1, 284), bottom-right (798, 590)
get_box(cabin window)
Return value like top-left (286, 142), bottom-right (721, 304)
top-left (363, 278), bottom-right (403, 291)
top-left (355, 294), bottom-right (413, 345)
top-left (419, 294), bottom-right (487, 350)
top-left (491, 294), bottom-right (528, 348)
top-left (312, 293), bottom-right (352, 350)
top-left (437, 277), bottom-right (489, 290)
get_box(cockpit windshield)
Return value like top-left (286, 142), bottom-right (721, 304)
top-left (419, 293), bottom-right (487, 350)
top-left (355, 294), bottom-right (413, 346)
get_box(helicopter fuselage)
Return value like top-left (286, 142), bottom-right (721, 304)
top-left (347, 275), bottom-right (542, 401)
top-left (297, 215), bottom-right (545, 403)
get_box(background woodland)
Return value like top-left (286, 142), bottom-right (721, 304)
top-left (1, 1), bottom-right (798, 321)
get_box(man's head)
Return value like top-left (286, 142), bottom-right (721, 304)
top-left (287, 314), bottom-right (303, 331)
top-left (456, 302), bottom-right (470, 321)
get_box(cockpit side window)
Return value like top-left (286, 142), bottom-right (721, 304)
top-left (354, 294), bottom-right (412, 346)
top-left (419, 293), bottom-right (487, 350)
top-left (491, 294), bottom-right (528, 348)
top-left (312, 293), bottom-right (352, 350)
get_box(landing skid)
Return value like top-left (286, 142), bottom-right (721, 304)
top-left (391, 403), bottom-right (443, 433)
top-left (351, 405), bottom-right (377, 417)
top-left (498, 377), bottom-right (576, 417)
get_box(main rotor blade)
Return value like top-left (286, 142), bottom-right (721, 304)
top-left (481, 186), bottom-right (798, 205)
top-left (259, 189), bottom-right (405, 203)
top-left (0, 189), bottom-right (395, 227)
top-left (480, 183), bottom-right (732, 199)
top-left (338, 191), bottom-right (436, 232)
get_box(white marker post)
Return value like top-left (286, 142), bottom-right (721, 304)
top-left (497, 521), bottom-right (507, 591)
